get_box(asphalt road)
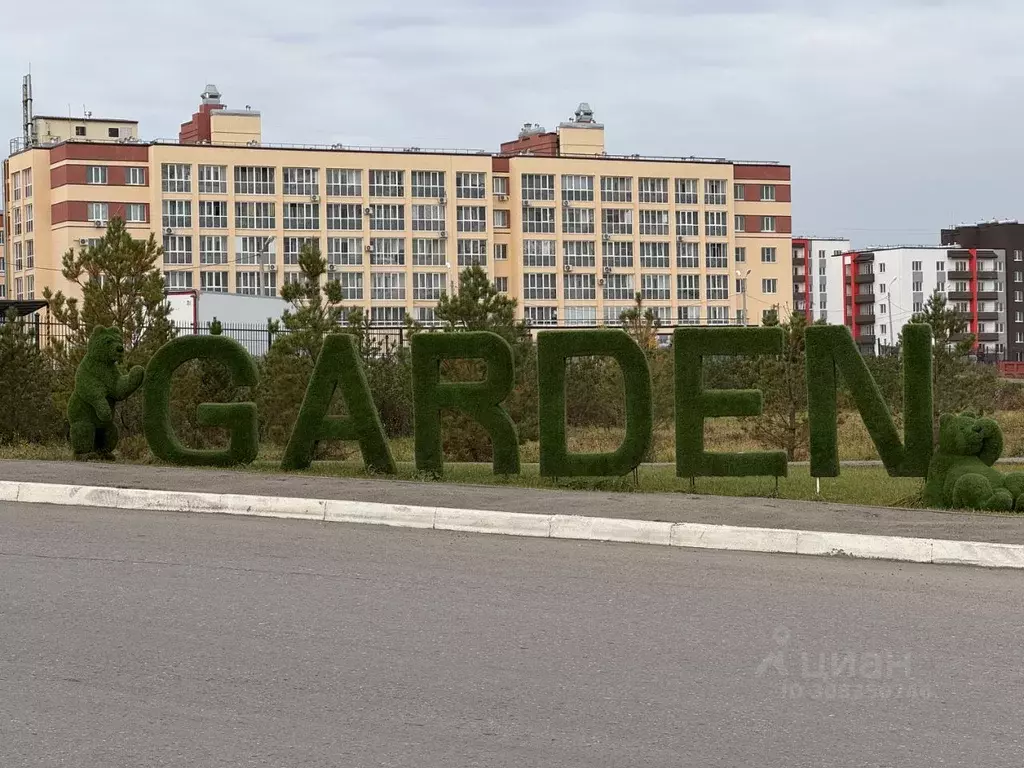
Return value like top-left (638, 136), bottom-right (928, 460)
top-left (2, 503), bottom-right (1023, 767)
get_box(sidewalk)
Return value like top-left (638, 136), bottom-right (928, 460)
top-left (2, 460), bottom-right (1024, 546)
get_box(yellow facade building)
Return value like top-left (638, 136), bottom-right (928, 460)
top-left (2, 88), bottom-right (793, 327)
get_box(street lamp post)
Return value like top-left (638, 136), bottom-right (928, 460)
top-left (256, 236), bottom-right (275, 297)
top-left (736, 268), bottom-right (752, 325)
top-left (887, 276), bottom-right (898, 351)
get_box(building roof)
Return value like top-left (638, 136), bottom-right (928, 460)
top-left (34, 115), bottom-right (138, 124)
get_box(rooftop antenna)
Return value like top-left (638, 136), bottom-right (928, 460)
top-left (22, 72), bottom-right (34, 146)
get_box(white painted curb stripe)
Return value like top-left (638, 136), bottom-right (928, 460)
top-left (3, 480), bottom-right (1024, 570)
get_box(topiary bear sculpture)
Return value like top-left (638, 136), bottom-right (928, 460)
top-left (923, 412), bottom-right (1024, 511)
top-left (67, 326), bottom-right (145, 460)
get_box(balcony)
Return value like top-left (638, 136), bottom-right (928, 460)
top-left (978, 311), bottom-right (1000, 321)
top-left (948, 291), bottom-right (972, 301)
top-left (979, 332), bottom-right (1002, 342)
top-left (977, 271), bottom-right (999, 281)
top-left (948, 270), bottom-right (972, 281)
top-left (855, 274), bottom-right (875, 284)
top-left (793, 272), bottom-right (806, 283)
top-left (978, 291), bottom-right (1000, 301)
top-left (855, 314), bottom-right (876, 325)
top-left (855, 294), bottom-right (875, 304)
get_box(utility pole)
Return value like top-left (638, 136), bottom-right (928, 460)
top-left (887, 276), bottom-right (898, 351)
top-left (736, 268), bottom-right (751, 325)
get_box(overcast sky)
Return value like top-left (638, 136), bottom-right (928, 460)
top-left (2, 0), bottom-right (1022, 246)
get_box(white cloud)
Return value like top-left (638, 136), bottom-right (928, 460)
top-left (2, 0), bottom-right (1023, 244)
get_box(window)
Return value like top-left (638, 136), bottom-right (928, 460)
top-left (235, 236), bottom-right (276, 265)
top-left (761, 216), bottom-right (776, 233)
top-left (456, 172), bottom-right (486, 199)
top-left (338, 273), bottom-right (363, 301)
top-left (126, 203), bottom-right (146, 223)
top-left (707, 306), bottom-right (730, 326)
top-left (602, 208), bottom-right (633, 235)
top-left (706, 274), bottom-right (729, 300)
top-left (565, 306), bottom-right (597, 326)
top-left (735, 247), bottom-right (746, 263)
top-left (200, 236), bottom-right (228, 265)
top-left (283, 202), bottom-right (320, 230)
top-left (370, 238), bottom-right (405, 266)
top-left (328, 203), bottom-right (363, 230)
top-left (493, 176), bottom-right (509, 196)
top-left (412, 238), bottom-right (446, 266)
top-left (14, 277), bottom-right (23, 301)
top-left (638, 177), bottom-right (669, 204)
top-left (523, 239), bottom-right (557, 267)
top-left (370, 204), bottom-right (405, 231)
top-left (327, 169), bottom-right (361, 197)
top-left (705, 211), bottom-right (728, 237)
top-left (163, 235), bottom-right (193, 265)
top-left (762, 278), bottom-right (778, 294)
top-left (411, 204), bottom-right (444, 232)
top-left (564, 273), bottom-right (596, 300)
top-left (457, 206), bottom-right (487, 232)
top-left (162, 200), bottom-right (192, 229)
top-left (706, 242), bottom-right (728, 269)
top-left (761, 184), bottom-right (776, 202)
top-left (493, 209), bottom-right (510, 229)
top-left (731, 183), bottom-right (744, 201)
top-left (911, 260), bottom-right (922, 271)
top-left (879, 283), bottom-right (887, 295)
top-left (1016, 250), bottom-right (1024, 263)
top-left (162, 164), bottom-right (191, 193)
top-left (704, 179), bottom-right (727, 205)
top-left (236, 271), bottom-right (277, 297)
top-left (735, 215), bottom-right (746, 232)
top-left (521, 174), bottom-right (555, 201)
top-left (328, 237), bottom-right (363, 265)
top-left (412, 171), bottom-right (445, 198)
top-left (25, 240), bottom-right (33, 269)
top-left (1014, 271), bottom-right (1022, 283)
top-left (678, 306), bottom-right (701, 325)
top-left (676, 210), bottom-right (699, 237)
top-left (523, 206), bottom-right (556, 233)
top-left (818, 258), bottom-right (827, 275)
top-left (200, 271), bottom-right (228, 292)
top-left (564, 240), bottom-right (596, 268)
top-left (639, 210), bottom-right (669, 236)
top-left (164, 271), bottom-right (193, 290)
top-left (412, 272), bottom-right (446, 300)
top-left (914, 302), bottom-right (923, 313)
top-left (736, 278), bottom-right (746, 294)
top-left (640, 242), bottom-right (670, 269)
top-left (603, 241), bottom-right (633, 269)
top-left (87, 166), bottom-right (108, 185)
top-left (22, 168), bottom-right (31, 197)
top-left (523, 273), bottom-right (557, 300)
top-left (125, 167), bottom-right (146, 186)
top-left (282, 167), bottom-right (319, 196)
top-left (283, 237), bottom-right (318, 265)
top-left (107, 127), bottom-right (120, 139)
top-left (13, 243), bottom-right (22, 271)
top-left (199, 200), bottom-right (228, 228)
top-left (457, 238), bottom-right (488, 266)
top-left (198, 165), bottom-right (227, 193)
top-left (678, 274), bottom-right (700, 301)
top-left (524, 306), bottom-right (558, 326)
top-left (371, 272), bottom-right (406, 300)
top-left (12, 207), bottom-right (21, 236)
top-left (563, 206), bottom-right (595, 234)
top-left (24, 204), bottom-right (32, 233)
top-left (642, 274), bottom-right (671, 300)
top-left (879, 304), bottom-right (887, 315)
top-left (562, 175), bottom-right (594, 202)
top-left (675, 178), bottom-right (698, 205)
top-left (601, 176), bottom-right (632, 203)
top-left (234, 166), bottom-right (275, 195)
top-left (677, 241), bottom-right (699, 269)
top-left (603, 273), bottom-right (634, 300)
top-left (493, 243), bottom-right (508, 261)
top-left (494, 277), bottom-right (509, 293)
top-left (74, 125), bottom-right (86, 137)
top-left (88, 202), bottom-right (109, 224)
top-left (11, 171), bottom-right (20, 201)
top-left (371, 307), bottom-right (406, 325)
top-left (761, 247), bottom-right (778, 263)
top-left (235, 202), bottom-right (275, 229)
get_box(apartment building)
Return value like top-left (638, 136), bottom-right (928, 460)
top-left (791, 237), bottom-right (850, 324)
top-left (3, 86), bottom-right (793, 328)
top-left (941, 222), bottom-right (1024, 361)
top-left (838, 247), bottom-right (1006, 356)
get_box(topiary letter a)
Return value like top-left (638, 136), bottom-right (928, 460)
top-left (143, 335), bottom-right (260, 467)
top-left (281, 333), bottom-right (396, 474)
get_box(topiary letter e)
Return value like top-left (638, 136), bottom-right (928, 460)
top-left (68, 325), bottom-right (144, 459)
top-left (143, 335), bottom-right (260, 467)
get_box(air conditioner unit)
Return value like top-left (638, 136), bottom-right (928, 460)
top-left (79, 238), bottom-right (88, 245)
top-left (268, 264), bottom-right (277, 272)
top-left (164, 227), bottom-right (174, 236)
top-left (94, 220), bottom-right (105, 228)
top-left (602, 233), bottom-right (611, 242)
top-left (364, 206), bottom-right (374, 216)
top-left (598, 278), bottom-right (605, 286)
top-left (438, 192), bottom-right (447, 202)
top-left (522, 200), bottom-right (532, 208)
top-left (497, 194), bottom-right (508, 202)
top-left (603, 266), bottom-right (613, 274)
top-left (563, 264), bottom-right (572, 273)
top-left (310, 194), bottom-right (320, 203)
top-left (438, 230), bottom-right (448, 239)
top-left (562, 199), bottom-right (570, 208)
top-left (365, 244), bottom-right (375, 253)
top-left (328, 263), bottom-right (337, 271)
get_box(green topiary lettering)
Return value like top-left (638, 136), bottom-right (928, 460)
top-left (143, 335), bottom-right (259, 467)
top-left (806, 324), bottom-right (932, 477)
top-left (538, 329), bottom-right (652, 477)
top-left (281, 333), bottom-right (396, 474)
top-left (412, 331), bottom-right (519, 475)
top-left (675, 327), bottom-right (788, 478)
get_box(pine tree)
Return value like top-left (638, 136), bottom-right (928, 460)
top-left (619, 293), bottom-right (660, 352)
top-left (0, 311), bottom-right (62, 444)
top-left (435, 266), bottom-right (523, 341)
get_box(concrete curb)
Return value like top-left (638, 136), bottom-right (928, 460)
top-left (4, 480), bottom-right (1024, 570)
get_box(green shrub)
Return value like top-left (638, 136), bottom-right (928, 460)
top-left (0, 314), bottom-right (64, 445)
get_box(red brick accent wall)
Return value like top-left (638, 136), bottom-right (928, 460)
top-left (492, 156), bottom-right (510, 173)
top-left (733, 164), bottom-right (791, 181)
top-left (776, 185), bottom-right (791, 203)
top-left (50, 143), bottom-right (149, 163)
top-left (778, 216), bottom-right (792, 234)
top-left (51, 201), bottom-right (88, 224)
top-left (500, 132), bottom-right (559, 156)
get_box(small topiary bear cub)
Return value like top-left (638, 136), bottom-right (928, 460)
top-left (67, 326), bottom-right (145, 459)
top-left (923, 412), bottom-right (1024, 511)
